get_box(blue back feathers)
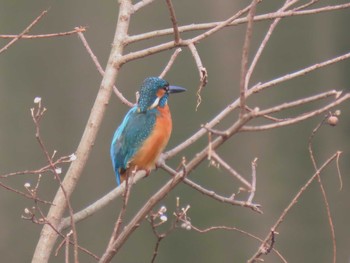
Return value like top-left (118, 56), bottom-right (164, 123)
top-left (110, 77), bottom-right (170, 185)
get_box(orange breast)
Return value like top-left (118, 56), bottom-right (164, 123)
top-left (131, 105), bottom-right (172, 171)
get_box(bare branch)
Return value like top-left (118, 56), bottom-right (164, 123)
top-left (0, 27), bottom-right (86, 39)
top-left (166, 52), bottom-right (350, 159)
top-left (242, 93), bottom-right (350, 131)
top-left (189, 3), bottom-right (253, 45)
top-left (191, 225), bottom-right (287, 263)
top-left (293, 0), bottom-right (320, 11)
top-left (159, 48), bottom-right (182, 78)
top-left (247, 158), bottom-right (258, 203)
top-left (98, 172), bottom-right (186, 262)
top-left (239, 0), bottom-right (258, 117)
top-left (308, 115), bottom-right (337, 263)
top-left (15, 1), bottom-right (348, 262)
top-left (132, 0), bottom-right (155, 13)
top-left (248, 152), bottom-right (341, 262)
top-left (77, 30), bottom-right (133, 107)
top-left (127, 3), bottom-right (350, 44)
top-left (210, 152), bottom-right (252, 190)
top-left (256, 90), bottom-right (342, 116)
top-left (188, 43), bottom-right (207, 110)
top-left (0, 10), bottom-right (47, 54)
top-left (59, 172), bottom-right (145, 231)
top-left (31, 100), bottom-right (80, 262)
top-left (0, 180), bottom-right (50, 204)
top-left (245, 0), bottom-right (299, 88)
top-left (160, 162), bottom-right (261, 213)
top-left (121, 3), bottom-right (254, 64)
top-left (251, 51), bottom-right (350, 93)
top-left (165, 0), bottom-right (181, 44)
top-left (32, 1), bottom-right (134, 261)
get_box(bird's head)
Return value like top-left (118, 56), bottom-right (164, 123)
top-left (137, 77), bottom-right (186, 112)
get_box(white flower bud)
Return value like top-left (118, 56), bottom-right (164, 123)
top-left (160, 214), bottom-right (168, 222)
top-left (69, 153), bottom-right (77, 161)
top-left (159, 206), bottom-right (167, 214)
top-left (34, 97), bottom-right (42, 104)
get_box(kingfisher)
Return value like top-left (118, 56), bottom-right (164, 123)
top-left (110, 77), bottom-right (186, 185)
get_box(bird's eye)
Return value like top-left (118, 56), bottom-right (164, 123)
top-left (163, 86), bottom-right (169, 92)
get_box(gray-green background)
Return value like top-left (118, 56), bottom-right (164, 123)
top-left (1, 1), bottom-right (350, 262)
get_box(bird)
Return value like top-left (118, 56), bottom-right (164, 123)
top-left (110, 77), bottom-right (186, 185)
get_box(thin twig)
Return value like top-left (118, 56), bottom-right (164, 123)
top-left (184, 3), bottom-right (253, 45)
top-left (77, 30), bottom-right (133, 107)
top-left (160, 162), bottom-right (261, 213)
top-left (1, 154), bottom-right (74, 178)
top-left (247, 158), bottom-right (258, 203)
top-left (248, 152), bottom-right (341, 262)
top-left (255, 90), bottom-right (342, 116)
top-left (120, 3), bottom-right (254, 66)
top-left (191, 225), bottom-right (287, 263)
top-left (210, 152), bottom-right (252, 190)
top-left (251, 52), bottom-right (350, 94)
top-left (239, 0), bottom-right (258, 118)
top-left (132, 0), bottom-right (155, 13)
top-left (242, 93), bottom-right (350, 132)
top-left (0, 180), bottom-right (51, 204)
top-left (0, 27), bottom-right (86, 39)
top-left (159, 48), bottom-right (182, 78)
top-left (335, 152), bottom-right (343, 191)
top-left (0, 10), bottom-right (48, 54)
top-left (308, 115), bottom-right (337, 263)
top-left (293, 0), bottom-right (320, 11)
top-left (126, 3), bottom-right (350, 44)
top-left (188, 43), bottom-right (207, 110)
top-left (166, 50), bottom-right (350, 159)
top-left (165, 0), bottom-right (181, 44)
top-left (29, 204), bottom-right (99, 260)
top-left (59, 172), bottom-right (145, 231)
top-left (107, 169), bottom-right (135, 249)
top-left (245, 0), bottom-right (298, 88)
top-left (66, 231), bottom-right (72, 263)
top-left (31, 102), bottom-right (80, 263)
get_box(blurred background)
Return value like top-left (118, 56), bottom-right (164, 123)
top-left (1, 0), bottom-right (350, 262)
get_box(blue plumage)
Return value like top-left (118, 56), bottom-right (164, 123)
top-left (110, 106), bottom-right (157, 185)
top-left (110, 77), bottom-right (186, 185)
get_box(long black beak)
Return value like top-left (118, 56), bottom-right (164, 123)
top-left (168, 85), bottom-right (186, 94)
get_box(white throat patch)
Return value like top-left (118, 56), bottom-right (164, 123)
top-left (148, 97), bottom-right (160, 110)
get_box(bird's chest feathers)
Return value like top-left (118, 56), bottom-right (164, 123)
top-left (132, 105), bottom-right (172, 169)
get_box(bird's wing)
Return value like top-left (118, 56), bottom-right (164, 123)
top-left (110, 106), bottom-right (157, 184)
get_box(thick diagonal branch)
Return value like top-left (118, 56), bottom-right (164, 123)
top-left (31, 1), bottom-right (133, 262)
